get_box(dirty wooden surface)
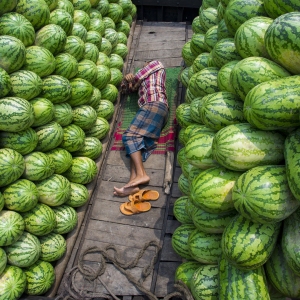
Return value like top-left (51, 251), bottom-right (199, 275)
top-left (56, 21), bottom-right (192, 299)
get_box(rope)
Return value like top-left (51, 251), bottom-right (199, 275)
top-left (55, 241), bottom-right (194, 300)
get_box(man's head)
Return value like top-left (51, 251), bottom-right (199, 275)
top-left (143, 61), bottom-right (152, 67)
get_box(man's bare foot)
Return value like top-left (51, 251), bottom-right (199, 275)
top-left (123, 174), bottom-right (150, 188)
top-left (113, 186), bottom-right (139, 197)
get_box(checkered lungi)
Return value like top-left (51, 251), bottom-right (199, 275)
top-left (122, 101), bottom-right (169, 161)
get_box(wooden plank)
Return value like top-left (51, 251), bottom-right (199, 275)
top-left (140, 26), bottom-right (186, 33)
top-left (134, 58), bottom-right (183, 69)
top-left (136, 40), bottom-right (186, 51)
top-left (135, 49), bottom-right (183, 60)
top-left (141, 22), bottom-right (186, 27)
top-left (171, 182), bottom-right (183, 198)
top-left (160, 235), bottom-right (182, 262)
top-left (165, 219), bottom-right (181, 234)
top-left (138, 32), bottom-right (185, 43)
top-left (90, 199), bottom-right (166, 229)
top-left (173, 167), bottom-right (182, 183)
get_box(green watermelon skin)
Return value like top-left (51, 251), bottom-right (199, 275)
top-left (46, 147), bottom-right (73, 175)
top-left (182, 41), bottom-right (196, 67)
top-left (84, 116), bottom-right (110, 140)
top-left (39, 232), bottom-right (66, 262)
top-left (65, 182), bottom-right (89, 208)
top-left (212, 123), bottom-right (285, 171)
top-left (284, 128), bottom-right (300, 201)
top-left (0, 247), bottom-right (7, 275)
top-left (72, 136), bottom-right (103, 160)
top-left (221, 214), bottom-right (281, 271)
top-left (175, 261), bottom-right (202, 289)
top-left (264, 12), bottom-right (300, 75)
top-left (232, 165), bottom-right (300, 224)
top-left (63, 35), bottom-right (85, 62)
top-left (96, 99), bottom-right (115, 120)
top-left (53, 102), bottom-right (73, 127)
top-left (217, 60), bottom-right (239, 93)
top-left (190, 166), bottom-right (242, 214)
top-left (49, 8), bottom-right (73, 35)
top-left (84, 42), bottom-right (99, 64)
top-left (265, 244), bottom-right (300, 298)
top-left (204, 25), bottom-right (219, 52)
top-left (68, 77), bottom-right (94, 107)
top-left (52, 204), bottom-right (78, 234)
top-left (60, 124), bottom-right (86, 152)
top-left (173, 196), bottom-right (194, 224)
top-left (218, 253), bottom-right (270, 300)
top-left (199, 7), bottom-right (219, 32)
top-left (244, 75), bottom-right (300, 130)
top-left (0, 67), bottom-right (11, 98)
top-left (54, 52), bottom-right (79, 79)
top-left (72, 104), bottom-right (97, 130)
top-left (0, 0), bottom-right (18, 16)
top-left (263, 0), bottom-right (300, 19)
top-left (178, 173), bottom-right (190, 196)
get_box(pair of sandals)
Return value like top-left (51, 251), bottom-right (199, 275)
top-left (120, 189), bottom-right (160, 215)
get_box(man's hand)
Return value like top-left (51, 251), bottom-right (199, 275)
top-left (125, 73), bottom-right (134, 82)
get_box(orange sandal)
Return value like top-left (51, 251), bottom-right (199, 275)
top-left (128, 189), bottom-right (159, 202)
top-left (120, 200), bottom-right (151, 215)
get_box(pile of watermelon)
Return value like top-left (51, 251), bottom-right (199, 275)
top-left (173, 0), bottom-right (300, 299)
top-left (0, 0), bottom-right (135, 298)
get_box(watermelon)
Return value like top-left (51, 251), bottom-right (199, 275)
top-left (0, 265), bottom-right (26, 300)
top-left (54, 53), bottom-right (79, 79)
top-left (105, 28), bottom-right (119, 48)
top-left (4, 231), bottom-right (41, 267)
top-left (46, 147), bottom-right (73, 175)
top-left (202, 0), bottom-right (219, 9)
top-left (217, 2), bottom-right (225, 20)
top-left (44, 0), bottom-right (58, 11)
top-left (102, 16), bottom-right (116, 29)
top-left (190, 265), bottom-right (219, 300)
top-left (73, 0), bottom-right (91, 13)
top-left (221, 214), bottom-right (281, 270)
top-left (0, 67), bottom-right (11, 98)
top-left (192, 52), bottom-right (210, 73)
top-left (211, 123), bottom-right (286, 171)
top-left (117, 31), bottom-right (128, 45)
top-left (72, 105), bottom-right (97, 130)
top-left (217, 60), bottom-right (239, 93)
top-left (176, 147), bottom-right (186, 167)
top-left (175, 103), bottom-right (195, 128)
top-left (191, 16), bottom-right (206, 34)
top-left (65, 182), bottom-right (89, 207)
top-left (0, 12), bottom-right (35, 47)
top-left (15, 0), bottom-right (50, 30)
top-left (84, 42), bottom-right (99, 64)
top-left (77, 59), bottom-right (98, 84)
top-left (93, 64), bottom-right (111, 90)
top-left (181, 159), bottom-right (194, 179)
top-left (265, 12), bottom-right (300, 75)
top-left (23, 45), bottom-right (56, 78)
top-left (204, 25), bottom-right (219, 52)
top-left (3, 179), bottom-right (39, 213)
top-left (182, 41), bottom-right (196, 67)
top-left (53, 102), bottom-right (73, 126)
top-left (63, 35), bottom-right (85, 62)
top-left (244, 76), bottom-right (300, 130)
top-left (60, 124), bottom-right (86, 152)
top-left (96, 51), bottom-right (110, 66)
top-left (96, 0), bottom-right (110, 16)
top-left (106, 3), bottom-right (123, 23)
top-left (112, 43), bottom-right (128, 60)
top-left (21, 203), bottom-right (56, 236)
top-left (218, 253), bottom-right (270, 300)
top-left (23, 151), bottom-right (54, 181)
top-left (109, 53), bottom-right (124, 71)
top-left (0, 0), bottom-right (18, 16)
top-left (49, 8), bottom-right (73, 35)
top-left (39, 232), bottom-right (66, 262)
top-left (86, 30), bottom-right (102, 49)
top-left (0, 128), bottom-right (38, 155)
top-left (234, 16), bottom-right (273, 59)
top-left (0, 148), bottom-right (25, 187)
top-left (179, 67), bottom-right (191, 88)
top-left (233, 165), bottom-right (299, 224)
top-left (199, 7), bottom-right (219, 32)
top-left (57, 0), bottom-right (74, 15)
top-left (87, 86), bottom-right (102, 109)
top-left (34, 121), bottom-right (64, 152)
top-left (73, 9), bottom-right (91, 29)
top-left (89, 17), bottom-right (105, 36)
top-left (100, 83), bottom-right (118, 103)
top-left (263, 0), bottom-right (300, 18)
top-left (118, 0), bottom-right (132, 15)
top-left (189, 98), bottom-right (204, 124)
top-left (36, 174), bottom-right (71, 206)
top-left (0, 210), bottom-right (24, 247)
top-left (109, 67), bottom-right (123, 87)
top-left (174, 261), bottom-right (202, 289)
top-left (72, 136), bottom-right (103, 160)
top-left (30, 97), bottom-right (55, 127)
top-left (199, 91), bottom-right (245, 131)
top-left (63, 156), bottom-right (98, 184)
top-left (173, 196), bottom-right (194, 224)
top-left (0, 248), bottom-right (7, 275)
top-left (217, 18), bottom-right (232, 41)
top-left (84, 116), bottom-right (110, 140)
top-left (100, 37), bottom-right (112, 55)
top-left (178, 173), bottom-right (190, 196)
top-left (68, 77), bottom-right (94, 107)
top-left (52, 204), bottom-right (78, 234)
top-left (24, 260), bottom-right (55, 295)
top-left (71, 22), bottom-right (88, 41)
top-left (0, 35), bottom-right (26, 74)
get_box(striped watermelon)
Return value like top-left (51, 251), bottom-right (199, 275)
top-left (44, 0), bottom-right (58, 11)
top-left (0, 67), bottom-right (11, 98)
top-left (0, 148), bottom-right (25, 187)
top-left (41, 75), bottom-right (72, 104)
top-left (54, 53), bottom-right (79, 79)
top-left (21, 203), bottom-right (56, 236)
top-left (52, 204), bottom-right (78, 234)
top-left (60, 124), bottom-right (86, 152)
top-left (191, 16), bottom-right (206, 34)
top-left (175, 103), bottom-right (195, 128)
top-left (217, 60), bottom-right (239, 93)
top-left (188, 228), bottom-right (222, 264)
top-left (100, 37), bottom-right (112, 55)
top-left (175, 261), bottom-right (202, 289)
top-left (105, 28), bottom-right (119, 48)
top-left (30, 97), bottom-right (55, 127)
top-left (173, 196), bottom-right (194, 224)
top-left (65, 182), bottom-right (89, 207)
top-left (46, 147), bottom-right (73, 174)
top-left (192, 52), bottom-right (210, 74)
top-left (23, 45), bottom-right (56, 78)
top-left (49, 8), bottom-right (73, 35)
top-left (199, 91), bottom-right (245, 131)
top-left (176, 147), bottom-right (186, 167)
top-left (72, 105), bottom-right (98, 130)
top-left (199, 7), bottom-right (219, 31)
top-left (63, 35), bottom-right (85, 62)
top-left (24, 259), bottom-right (55, 295)
top-left (68, 77), bottom-right (94, 107)
top-left (57, 0), bottom-right (74, 15)
top-left (221, 214), bottom-right (281, 270)
top-left (96, 0), bottom-right (109, 15)
top-left (190, 265), bottom-right (219, 300)
top-left (0, 0), bottom-right (18, 16)
top-left (34, 121), bottom-right (64, 152)
top-left (89, 17), bottom-right (105, 35)
top-left (53, 102), bottom-right (73, 126)
top-left (100, 84), bottom-right (118, 103)
top-left (264, 12), bottom-right (300, 75)
top-left (93, 64), bottom-right (112, 90)
top-left (263, 0), bottom-right (300, 18)
top-left (190, 166), bottom-right (241, 214)
top-left (189, 98), bottom-right (204, 124)
top-left (96, 51), bottom-right (110, 66)
top-left (112, 43), bottom-right (128, 59)
top-left (204, 25), bottom-right (219, 52)
top-left (39, 232), bottom-right (66, 262)
top-left (217, 19), bottom-right (232, 41)
top-left (0, 128), bottom-right (38, 155)
top-left (35, 23), bottom-right (67, 56)
top-left (234, 16), bottom-right (273, 59)
top-left (84, 116), bottom-right (110, 140)
top-left (233, 165), bottom-right (300, 224)
top-left (73, 0), bottom-right (91, 12)
top-left (218, 253), bottom-right (270, 300)
top-left (23, 151), bottom-right (55, 181)
top-left (102, 16), bottom-right (116, 29)
top-left (182, 41), bottom-right (196, 67)
top-left (117, 31), bottom-right (128, 45)
top-left (109, 67), bottom-right (123, 87)
top-left (109, 53), bottom-right (124, 71)
top-left (211, 123), bottom-right (286, 171)
top-left (179, 67), bottom-right (190, 88)
top-left (171, 223), bottom-right (196, 260)
top-left (77, 59), bottom-right (98, 84)
top-left (0, 35), bottom-right (26, 74)
top-left (192, 207), bottom-right (237, 234)
top-left (4, 231), bottom-right (41, 267)
top-left (0, 12), bottom-right (35, 47)
top-left (36, 174), bottom-right (71, 206)
top-left (71, 22), bottom-right (88, 42)
top-left (72, 136), bottom-right (103, 160)
top-left (73, 9), bottom-right (91, 29)
top-left (0, 248), bottom-right (7, 275)
top-left (118, 0), bottom-right (132, 15)
top-left (0, 210), bottom-right (24, 247)
top-left (217, 2), bottom-right (225, 20)
top-left (244, 76), bottom-right (300, 130)
top-left (178, 173), bottom-right (190, 196)
top-left (202, 0), bottom-right (219, 9)
top-left (86, 30), bottom-right (102, 49)
top-left (3, 179), bottom-right (39, 213)
top-left (87, 86), bottom-right (102, 109)
top-left (181, 159), bottom-right (194, 179)
top-left (0, 265), bottom-right (26, 299)
top-left (84, 42), bottom-right (99, 64)
top-left (63, 156), bottom-right (98, 184)
top-left (106, 3), bottom-right (123, 23)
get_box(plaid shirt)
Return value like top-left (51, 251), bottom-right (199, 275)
top-left (132, 60), bottom-right (168, 108)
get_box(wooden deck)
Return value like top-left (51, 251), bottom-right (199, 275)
top-left (50, 21), bottom-right (193, 299)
